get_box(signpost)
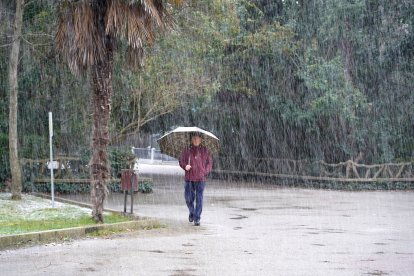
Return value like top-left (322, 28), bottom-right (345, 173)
top-left (49, 112), bottom-right (54, 208)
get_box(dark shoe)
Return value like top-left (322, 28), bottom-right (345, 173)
top-left (194, 221), bottom-right (200, 226)
top-left (188, 214), bottom-right (194, 222)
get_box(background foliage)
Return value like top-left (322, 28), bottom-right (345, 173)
top-left (0, 0), bottom-right (413, 184)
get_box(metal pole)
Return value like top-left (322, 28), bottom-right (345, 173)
top-left (48, 112), bottom-right (54, 208)
top-left (123, 190), bottom-right (127, 213)
top-left (130, 182), bottom-right (133, 214)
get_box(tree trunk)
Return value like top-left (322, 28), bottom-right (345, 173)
top-left (90, 56), bottom-right (114, 223)
top-left (8, 0), bottom-right (24, 200)
top-left (89, 1), bottom-right (114, 223)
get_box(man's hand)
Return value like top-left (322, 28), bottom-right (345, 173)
top-left (185, 164), bottom-right (191, 171)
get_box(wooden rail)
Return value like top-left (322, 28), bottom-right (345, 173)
top-left (213, 170), bottom-right (414, 182)
top-left (216, 158), bottom-right (413, 182)
top-left (318, 160), bottom-right (413, 180)
top-left (21, 156), bottom-right (413, 183)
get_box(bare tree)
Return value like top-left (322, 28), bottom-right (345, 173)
top-left (55, 0), bottom-right (178, 222)
top-left (8, 0), bottom-right (24, 200)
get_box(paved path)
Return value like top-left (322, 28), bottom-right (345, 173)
top-left (1, 163), bottom-right (414, 275)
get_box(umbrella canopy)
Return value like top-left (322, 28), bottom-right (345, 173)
top-left (157, 127), bottom-right (220, 159)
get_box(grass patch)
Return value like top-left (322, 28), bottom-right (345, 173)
top-left (0, 193), bottom-right (130, 236)
top-left (0, 213), bottom-right (130, 235)
top-left (86, 221), bottom-right (166, 237)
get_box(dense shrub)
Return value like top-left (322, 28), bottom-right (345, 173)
top-left (109, 146), bottom-right (136, 178)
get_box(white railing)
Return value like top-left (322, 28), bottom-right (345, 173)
top-left (132, 147), bottom-right (177, 163)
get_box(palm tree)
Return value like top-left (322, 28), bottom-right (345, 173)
top-left (56, 0), bottom-right (178, 222)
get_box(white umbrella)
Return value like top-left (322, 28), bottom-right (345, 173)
top-left (157, 126), bottom-right (220, 159)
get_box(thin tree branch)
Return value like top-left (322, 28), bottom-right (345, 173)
top-left (21, 36), bottom-right (52, 47)
top-left (0, 42), bottom-right (13, 48)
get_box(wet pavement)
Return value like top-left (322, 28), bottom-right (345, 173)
top-left (1, 162), bottom-right (414, 275)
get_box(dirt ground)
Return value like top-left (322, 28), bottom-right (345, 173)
top-left (1, 163), bottom-right (413, 276)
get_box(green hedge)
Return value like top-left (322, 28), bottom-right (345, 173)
top-left (17, 146), bottom-right (154, 194)
top-left (23, 180), bottom-right (153, 194)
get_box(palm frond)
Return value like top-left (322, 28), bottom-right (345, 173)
top-left (106, 0), bottom-right (175, 69)
top-left (141, 0), bottom-right (163, 28)
top-left (56, 0), bottom-right (178, 73)
top-left (56, 2), bottom-right (105, 75)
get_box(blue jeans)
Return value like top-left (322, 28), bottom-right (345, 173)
top-left (184, 181), bottom-right (206, 222)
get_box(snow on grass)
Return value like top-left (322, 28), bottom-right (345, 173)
top-left (0, 193), bottom-right (91, 222)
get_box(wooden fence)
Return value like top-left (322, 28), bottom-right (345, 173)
top-left (214, 158), bottom-right (414, 182)
top-left (21, 156), bottom-right (413, 183)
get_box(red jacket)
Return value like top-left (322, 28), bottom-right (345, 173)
top-left (179, 145), bottom-right (213, 182)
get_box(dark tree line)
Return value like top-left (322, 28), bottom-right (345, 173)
top-left (148, 0), bottom-right (413, 170)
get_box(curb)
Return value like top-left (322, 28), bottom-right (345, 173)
top-left (0, 219), bottom-right (162, 250)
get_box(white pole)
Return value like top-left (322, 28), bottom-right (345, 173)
top-left (49, 112), bottom-right (54, 208)
top-left (151, 148), bottom-right (155, 163)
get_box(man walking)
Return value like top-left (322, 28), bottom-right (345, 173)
top-left (179, 132), bottom-right (213, 226)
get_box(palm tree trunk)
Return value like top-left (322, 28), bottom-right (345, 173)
top-left (89, 1), bottom-right (114, 223)
top-left (90, 55), bottom-right (113, 223)
top-left (8, 0), bottom-right (24, 200)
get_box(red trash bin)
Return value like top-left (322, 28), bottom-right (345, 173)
top-left (121, 170), bottom-right (138, 191)
top-left (120, 170), bottom-right (138, 213)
